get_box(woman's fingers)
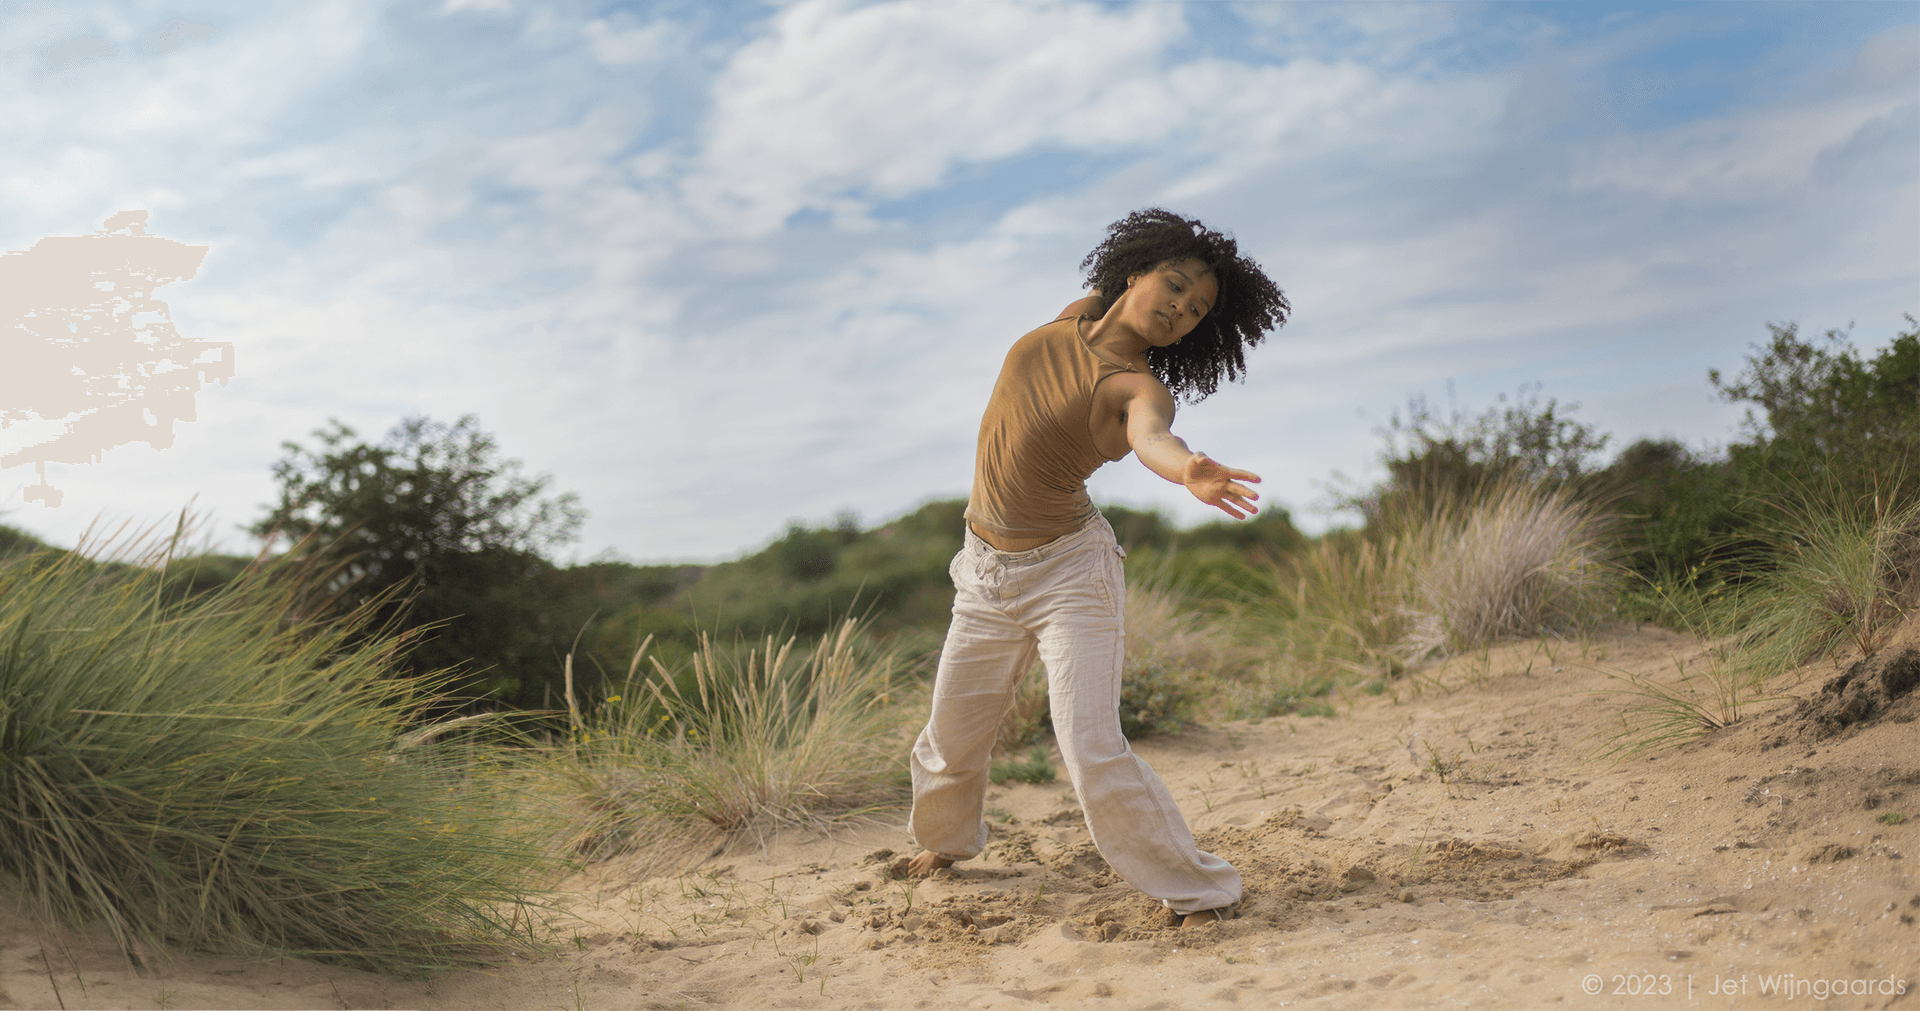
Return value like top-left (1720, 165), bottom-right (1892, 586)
top-left (1211, 489), bottom-right (1257, 517)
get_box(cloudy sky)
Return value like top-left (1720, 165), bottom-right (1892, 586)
top-left (3, 0), bottom-right (1916, 563)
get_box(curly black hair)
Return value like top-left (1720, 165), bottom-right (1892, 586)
top-left (1080, 208), bottom-right (1289, 403)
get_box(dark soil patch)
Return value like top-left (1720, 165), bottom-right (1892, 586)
top-left (1770, 646), bottom-right (1920, 743)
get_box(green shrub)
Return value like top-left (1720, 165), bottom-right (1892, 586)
top-left (0, 530), bottom-right (544, 973)
top-left (1711, 318), bottom-right (1919, 511)
top-left (250, 414), bottom-right (589, 708)
top-left (1598, 439), bottom-right (1756, 585)
top-left (1338, 383), bottom-right (1611, 528)
top-left (990, 748), bottom-right (1057, 785)
top-left (993, 662), bottom-right (1054, 753)
top-left (1119, 654), bottom-right (1198, 739)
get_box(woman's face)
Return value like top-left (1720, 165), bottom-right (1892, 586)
top-left (1124, 257), bottom-right (1217, 347)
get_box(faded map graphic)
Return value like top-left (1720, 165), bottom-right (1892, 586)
top-left (1, 211), bottom-right (229, 507)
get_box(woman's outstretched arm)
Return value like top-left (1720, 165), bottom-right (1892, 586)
top-left (1118, 379), bottom-right (1261, 519)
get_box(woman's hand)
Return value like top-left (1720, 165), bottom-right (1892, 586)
top-left (1181, 452), bottom-right (1261, 519)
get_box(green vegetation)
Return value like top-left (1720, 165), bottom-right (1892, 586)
top-left (251, 415), bottom-right (591, 709)
top-left (531, 618), bottom-right (908, 863)
top-left (1, 313), bottom-right (1913, 973)
top-left (990, 748), bottom-right (1058, 785)
top-left (1118, 654), bottom-right (1202, 740)
top-left (0, 524), bottom-right (545, 974)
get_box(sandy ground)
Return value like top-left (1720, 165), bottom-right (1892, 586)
top-left (3, 620), bottom-right (1916, 1011)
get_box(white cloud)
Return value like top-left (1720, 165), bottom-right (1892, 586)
top-left (685, 0), bottom-right (1184, 231)
top-left (4, 1), bottom-right (1913, 559)
top-left (442, 0), bottom-right (512, 15)
top-left (583, 13), bottom-right (670, 66)
top-left (1566, 93), bottom-right (1914, 202)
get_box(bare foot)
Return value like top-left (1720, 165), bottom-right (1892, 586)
top-left (889, 851), bottom-right (954, 879)
top-left (1178, 908), bottom-right (1223, 927)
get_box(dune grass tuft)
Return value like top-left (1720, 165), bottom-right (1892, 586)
top-left (1732, 493), bottom-right (1920, 675)
top-left (1399, 479), bottom-right (1621, 660)
top-left (1226, 480), bottom-right (1618, 714)
top-left (0, 524), bottom-right (547, 974)
top-left (538, 617), bottom-right (909, 864)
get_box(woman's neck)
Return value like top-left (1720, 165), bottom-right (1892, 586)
top-left (1080, 314), bottom-right (1150, 372)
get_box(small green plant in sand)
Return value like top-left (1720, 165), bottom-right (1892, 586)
top-left (0, 520), bottom-right (545, 973)
top-left (990, 748), bottom-right (1057, 785)
top-left (1592, 651), bottom-right (1781, 757)
top-left (536, 617), bottom-right (908, 863)
top-left (1877, 812), bottom-right (1907, 826)
top-left (1423, 742), bottom-right (1465, 784)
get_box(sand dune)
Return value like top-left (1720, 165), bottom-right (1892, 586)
top-left (5, 620), bottom-right (1916, 1010)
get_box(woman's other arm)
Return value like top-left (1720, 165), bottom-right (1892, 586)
top-left (1057, 292), bottom-right (1105, 320)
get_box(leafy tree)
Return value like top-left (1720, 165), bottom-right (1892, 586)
top-left (1604, 316), bottom-right (1919, 588)
top-left (251, 415), bottom-right (586, 707)
top-left (1710, 316), bottom-right (1919, 507)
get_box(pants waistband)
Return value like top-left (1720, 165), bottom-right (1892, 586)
top-left (963, 512), bottom-right (1117, 566)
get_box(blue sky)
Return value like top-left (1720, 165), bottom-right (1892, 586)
top-left (2, 1), bottom-right (1916, 563)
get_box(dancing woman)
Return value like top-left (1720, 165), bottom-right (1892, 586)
top-left (901, 208), bottom-right (1289, 926)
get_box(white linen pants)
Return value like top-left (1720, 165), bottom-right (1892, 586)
top-left (908, 514), bottom-right (1241, 915)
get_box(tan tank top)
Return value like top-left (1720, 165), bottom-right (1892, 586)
top-left (964, 315), bottom-right (1138, 540)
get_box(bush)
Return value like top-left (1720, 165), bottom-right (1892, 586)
top-left (1236, 528), bottom-right (1415, 686)
top-left (1606, 317), bottom-right (1920, 593)
top-left (1711, 317), bottom-right (1920, 508)
top-left (1595, 438), bottom-right (1755, 585)
top-left (1341, 383), bottom-right (1610, 526)
top-left (0, 529), bottom-right (544, 973)
top-left (637, 501), bottom-right (966, 651)
top-left (1118, 654), bottom-right (1200, 739)
top-left (993, 662), bottom-right (1054, 753)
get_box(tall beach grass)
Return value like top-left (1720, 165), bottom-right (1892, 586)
top-left (1732, 492), bottom-right (1920, 674)
top-left (535, 617), bottom-right (909, 865)
top-left (1230, 479), bottom-right (1620, 708)
top-left (1398, 480), bottom-right (1621, 660)
top-left (0, 524), bottom-right (546, 973)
